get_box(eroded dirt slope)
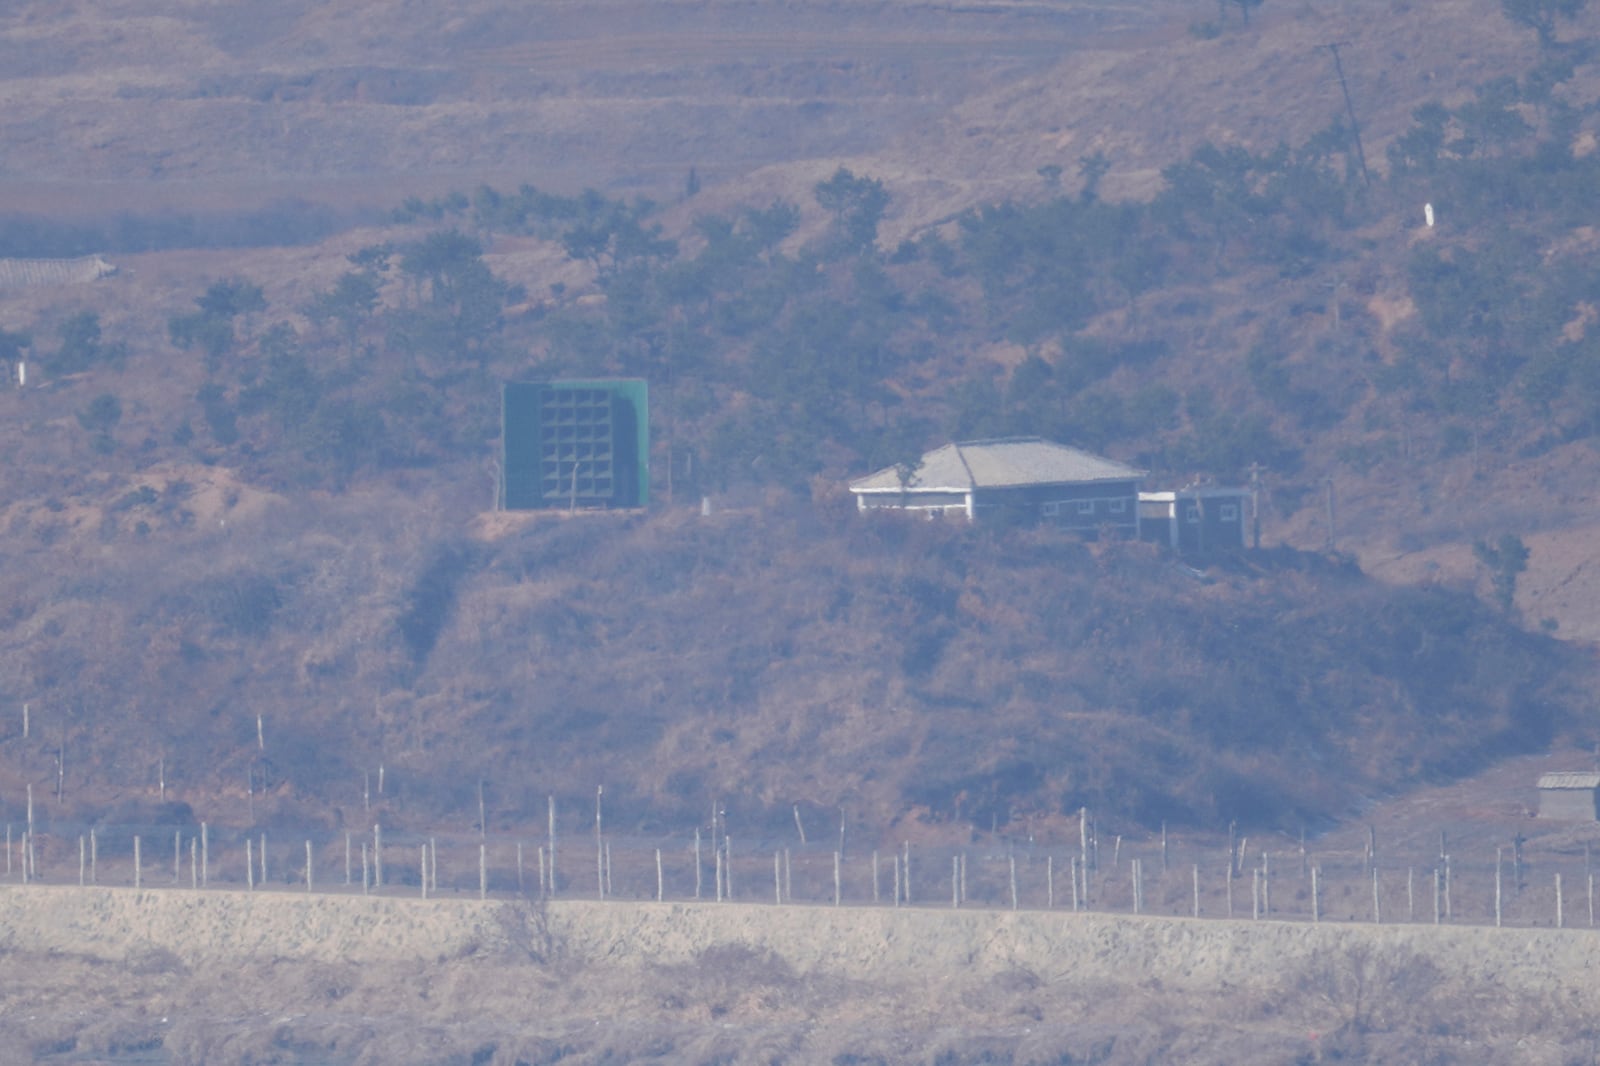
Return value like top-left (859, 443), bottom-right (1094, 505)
top-left (2, 884), bottom-right (1598, 1064)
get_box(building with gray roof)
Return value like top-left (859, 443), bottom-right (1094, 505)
top-left (1537, 772), bottom-right (1600, 821)
top-left (849, 437), bottom-right (1145, 534)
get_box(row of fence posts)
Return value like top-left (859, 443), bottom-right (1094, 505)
top-left (490, 812), bottom-right (1599, 931)
top-left (5, 803), bottom-right (1598, 930)
top-left (91, 823), bottom-right (1599, 932)
top-left (13, 828), bottom-right (1598, 930)
top-left (40, 835), bottom-right (1592, 931)
top-left (34, 823), bottom-right (504, 902)
top-left (3, 706), bottom-right (1570, 914)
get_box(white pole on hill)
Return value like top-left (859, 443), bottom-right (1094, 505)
top-left (1495, 849), bottom-right (1503, 928)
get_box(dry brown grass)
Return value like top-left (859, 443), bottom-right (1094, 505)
top-left (5, 886), bottom-right (1600, 1064)
top-left (0, 0), bottom-right (1594, 1000)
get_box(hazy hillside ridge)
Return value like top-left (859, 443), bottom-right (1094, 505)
top-left (0, 500), bottom-right (1582, 838)
top-left (0, 0), bottom-right (1597, 842)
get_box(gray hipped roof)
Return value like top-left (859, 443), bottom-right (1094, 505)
top-left (850, 437), bottom-right (1146, 494)
top-left (1538, 772), bottom-right (1600, 790)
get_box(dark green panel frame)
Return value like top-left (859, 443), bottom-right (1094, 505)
top-left (501, 379), bottom-right (649, 510)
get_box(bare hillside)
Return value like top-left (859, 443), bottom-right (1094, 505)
top-left (3, 5), bottom-right (1600, 1059)
top-left (0, 1), bottom-right (1569, 227)
top-left (0, 0), bottom-right (1172, 211)
top-left (0, 0), bottom-right (1597, 844)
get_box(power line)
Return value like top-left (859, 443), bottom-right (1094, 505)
top-left (1322, 42), bottom-right (1372, 188)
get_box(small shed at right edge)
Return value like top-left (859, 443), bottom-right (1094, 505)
top-left (1537, 772), bottom-right (1600, 821)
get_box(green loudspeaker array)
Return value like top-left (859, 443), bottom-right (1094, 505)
top-left (501, 379), bottom-right (649, 510)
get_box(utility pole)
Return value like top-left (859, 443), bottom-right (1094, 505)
top-left (1247, 462), bottom-right (1263, 550)
top-left (1322, 43), bottom-right (1372, 188)
top-left (1324, 477), bottom-right (1337, 552)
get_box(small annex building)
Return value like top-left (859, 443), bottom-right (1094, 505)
top-left (1537, 772), bottom-right (1600, 821)
top-left (1138, 486), bottom-right (1254, 552)
top-left (849, 437), bottom-right (1145, 534)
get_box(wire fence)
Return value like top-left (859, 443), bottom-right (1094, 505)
top-left (6, 818), bottom-right (1599, 931)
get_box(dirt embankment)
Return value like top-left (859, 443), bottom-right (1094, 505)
top-left (4, 885), bottom-right (1599, 1063)
top-left (6, 883), bottom-right (1600, 1003)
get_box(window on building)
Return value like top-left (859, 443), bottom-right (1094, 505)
top-left (1076, 500), bottom-right (1096, 515)
top-left (1220, 503), bottom-right (1239, 521)
top-left (1109, 498), bottom-right (1127, 514)
top-left (1041, 502), bottom-right (1060, 517)
top-left (1185, 505), bottom-right (1200, 523)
